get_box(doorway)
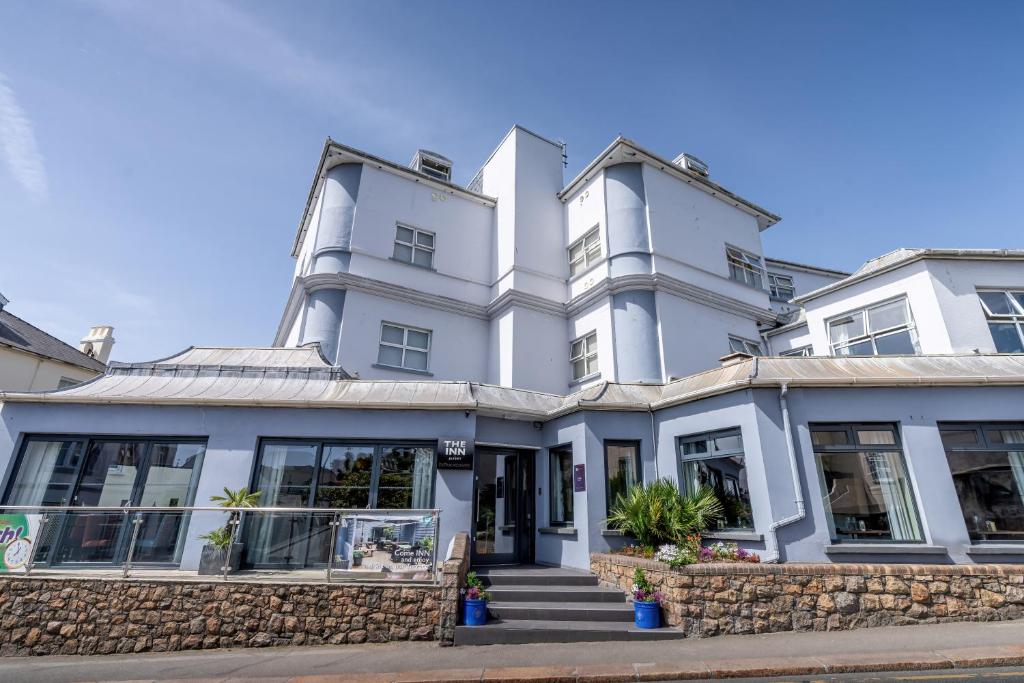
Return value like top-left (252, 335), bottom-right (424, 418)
top-left (471, 448), bottom-right (534, 566)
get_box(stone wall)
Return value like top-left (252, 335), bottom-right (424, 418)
top-left (591, 553), bottom-right (1024, 637)
top-left (0, 577), bottom-right (441, 657)
top-left (439, 532), bottom-right (470, 646)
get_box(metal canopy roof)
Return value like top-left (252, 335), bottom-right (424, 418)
top-left (3, 348), bottom-right (1023, 421)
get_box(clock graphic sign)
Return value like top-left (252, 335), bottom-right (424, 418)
top-left (0, 514), bottom-right (42, 573)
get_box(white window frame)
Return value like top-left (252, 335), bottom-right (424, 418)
top-left (393, 223), bottom-right (435, 269)
top-left (677, 428), bottom-right (754, 532)
top-left (377, 322), bottom-right (432, 372)
top-left (568, 227), bottom-right (602, 277)
top-left (726, 245), bottom-right (766, 290)
top-left (827, 296), bottom-right (920, 357)
top-left (728, 335), bottom-right (763, 356)
top-left (570, 331), bottom-right (599, 381)
top-left (767, 272), bottom-right (796, 300)
top-left (779, 345), bottom-right (812, 357)
top-left (978, 289), bottom-right (1024, 353)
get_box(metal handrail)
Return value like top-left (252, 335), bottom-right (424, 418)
top-left (0, 505), bottom-right (441, 514)
top-left (1, 505), bottom-right (442, 583)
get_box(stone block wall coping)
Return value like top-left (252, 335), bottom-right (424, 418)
top-left (4, 574), bottom-right (437, 589)
top-left (967, 545), bottom-right (1024, 556)
top-left (591, 552), bottom-right (1024, 576)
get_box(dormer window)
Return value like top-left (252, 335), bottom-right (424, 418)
top-left (410, 149), bottom-right (452, 182)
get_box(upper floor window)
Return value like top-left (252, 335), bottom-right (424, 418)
top-left (570, 331), bottom-right (598, 381)
top-left (978, 290), bottom-right (1024, 353)
top-left (811, 423), bottom-right (922, 543)
top-left (393, 224), bottom-right (435, 269)
top-left (726, 246), bottom-right (765, 290)
top-left (568, 227), bottom-right (601, 277)
top-left (678, 429), bottom-right (754, 531)
top-left (779, 345), bottom-right (812, 357)
top-left (827, 297), bottom-right (919, 356)
top-left (377, 322), bottom-right (431, 372)
top-left (728, 336), bottom-right (763, 356)
top-left (767, 272), bottom-right (795, 300)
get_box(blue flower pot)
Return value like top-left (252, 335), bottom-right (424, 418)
top-left (634, 600), bottom-right (661, 629)
top-left (463, 598), bottom-right (488, 626)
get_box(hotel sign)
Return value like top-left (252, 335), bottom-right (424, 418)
top-left (437, 439), bottom-right (474, 470)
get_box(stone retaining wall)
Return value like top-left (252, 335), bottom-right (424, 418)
top-left (591, 553), bottom-right (1024, 637)
top-left (0, 577), bottom-right (441, 657)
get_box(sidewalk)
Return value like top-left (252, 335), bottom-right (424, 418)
top-left (3, 620), bottom-right (1024, 683)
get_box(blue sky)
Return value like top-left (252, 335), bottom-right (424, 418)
top-left (1, 2), bottom-right (1023, 362)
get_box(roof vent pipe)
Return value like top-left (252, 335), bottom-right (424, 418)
top-left (764, 382), bottom-right (805, 563)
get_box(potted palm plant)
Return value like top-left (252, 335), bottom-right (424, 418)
top-left (197, 487), bottom-right (261, 575)
top-left (605, 478), bottom-right (723, 552)
top-left (462, 571), bottom-right (490, 626)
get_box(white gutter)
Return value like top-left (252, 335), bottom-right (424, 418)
top-left (764, 382), bottom-right (805, 563)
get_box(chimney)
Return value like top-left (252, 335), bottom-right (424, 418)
top-left (80, 325), bottom-right (115, 364)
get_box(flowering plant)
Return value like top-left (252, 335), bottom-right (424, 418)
top-left (461, 570), bottom-right (491, 602)
top-left (631, 567), bottom-right (663, 604)
top-left (701, 541), bottom-right (760, 564)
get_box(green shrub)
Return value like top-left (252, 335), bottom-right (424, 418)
top-left (605, 478), bottom-right (722, 550)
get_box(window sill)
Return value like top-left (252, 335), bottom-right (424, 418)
top-left (388, 256), bottom-right (436, 272)
top-left (372, 363), bottom-right (434, 377)
top-left (825, 544), bottom-right (947, 556)
top-left (539, 526), bottom-right (577, 536)
top-left (705, 531), bottom-right (763, 542)
top-left (967, 544), bottom-right (1024, 556)
top-left (601, 529), bottom-right (628, 537)
top-left (569, 372), bottom-right (601, 388)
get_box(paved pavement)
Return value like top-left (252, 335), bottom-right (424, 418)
top-left (3, 620), bottom-right (1024, 682)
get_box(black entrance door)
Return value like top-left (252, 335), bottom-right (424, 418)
top-left (471, 449), bottom-right (534, 565)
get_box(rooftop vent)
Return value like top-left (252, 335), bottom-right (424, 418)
top-left (672, 152), bottom-right (709, 177)
top-left (410, 149), bottom-right (452, 183)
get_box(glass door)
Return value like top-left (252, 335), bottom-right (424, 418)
top-left (471, 449), bottom-right (534, 565)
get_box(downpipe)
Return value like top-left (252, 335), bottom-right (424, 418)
top-left (764, 383), bottom-right (805, 563)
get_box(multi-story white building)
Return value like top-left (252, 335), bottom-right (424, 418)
top-left (2, 125), bottom-right (1024, 623)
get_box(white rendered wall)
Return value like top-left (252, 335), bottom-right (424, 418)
top-left (802, 261), bottom-right (953, 356)
top-left (925, 259), bottom-right (1024, 353)
top-left (335, 289), bottom-right (488, 381)
top-left (657, 293), bottom-right (764, 378)
top-left (765, 323), bottom-right (813, 355)
top-left (643, 164), bottom-right (771, 313)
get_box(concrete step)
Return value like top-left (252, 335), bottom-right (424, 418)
top-left (486, 601), bottom-right (635, 622)
top-left (485, 585), bottom-right (626, 603)
top-left (454, 619), bottom-right (686, 646)
top-left (473, 565), bottom-right (598, 589)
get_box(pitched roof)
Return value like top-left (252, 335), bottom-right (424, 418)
top-left (4, 347), bottom-right (1023, 421)
top-left (0, 310), bottom-right (106, 373)
top-left (795, 248), bottom-right (1024, 304)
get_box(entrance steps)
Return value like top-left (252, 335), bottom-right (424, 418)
top-left (453, 565), bottom-right (686, 646)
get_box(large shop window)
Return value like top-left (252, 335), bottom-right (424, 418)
top-left (549, 447), bottom-right (574, 527)
top-left (604, 441), bottom-right (640, 515)
top-left (940, 424), bottom-right (1024, 542)
top-left (827, 297), bottom-right (920, 356)
top-left (245, 441), bottom-right (433, 568)
top-left (2, 436), bottom-right (206, 565)
top-left (678, 429), bottom-right (754, 531)
top-left (978, 290), bottom-right (1024, 353)
top-left (811, 424), bottom-right (923, 542)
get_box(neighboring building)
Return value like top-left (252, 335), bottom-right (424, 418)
top-left (0, 294), bottom-right (111, 391)
top-left (1, 126), bottom-right (1023, 577)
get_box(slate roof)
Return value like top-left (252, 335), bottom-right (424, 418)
top-left (0, 309), bottom-right (106, 373)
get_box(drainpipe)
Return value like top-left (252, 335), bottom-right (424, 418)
top-left (764, 382), bottom-right (805, 563)
top-left (648, 405), bottom-right (659, 480)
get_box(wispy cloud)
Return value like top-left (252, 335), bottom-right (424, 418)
top-left (87, 0), bottom-right (421, 140)
top-left (0, 73), bottom-right (49, 202)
